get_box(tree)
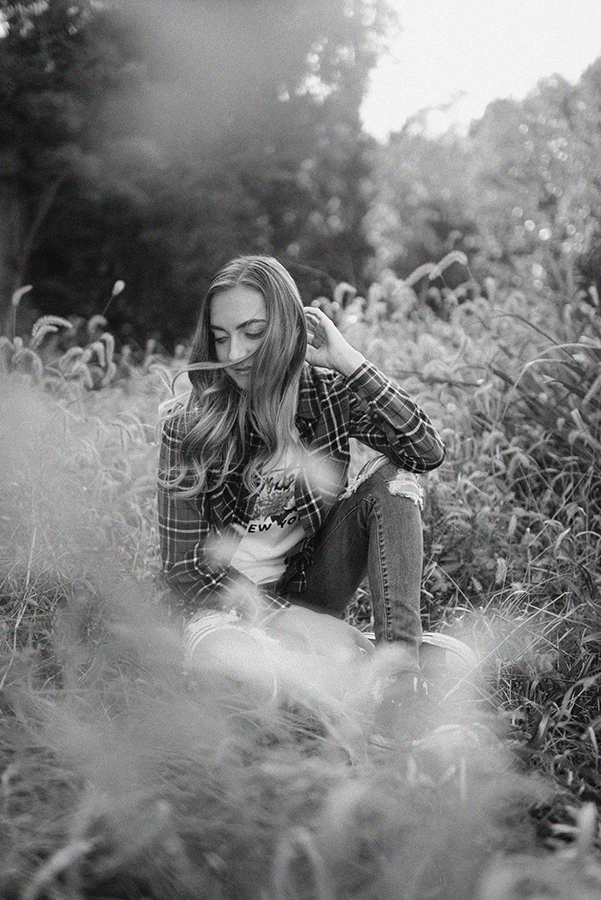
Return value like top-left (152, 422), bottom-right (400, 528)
top-left (0, 0), bottom-right (146, 329)
top-left (118, 0), bottom-right (394, 305)
top-left (469, 77), bottom-right (601, 294)
top-left (0, 0), bottom-right (395, 345)
top-left (368, 56), bottom-right (601, 305)
top-left (365, 129), bottom-right (479, 278)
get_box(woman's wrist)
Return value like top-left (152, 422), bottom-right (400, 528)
top-left (334, 347), bottom-right (366, 378)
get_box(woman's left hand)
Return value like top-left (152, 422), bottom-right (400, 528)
top-left (304, 306), bottom-right (365, 377)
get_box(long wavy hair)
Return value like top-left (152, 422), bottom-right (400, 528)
top-left (162, 256), bottom-right (307, 497)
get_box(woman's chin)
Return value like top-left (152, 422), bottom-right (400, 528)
top-left (227, 369), bottom-right (251, 389)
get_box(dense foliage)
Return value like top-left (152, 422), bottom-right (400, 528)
top-left (367, 58), bottom-right (601, 309)
top-left (4, 2), bottom-right (601, 350)
top-left (0, 0), bottom-right (392, 346)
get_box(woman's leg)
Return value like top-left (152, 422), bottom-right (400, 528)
top-left (287, 460), bottom-right (424, 659)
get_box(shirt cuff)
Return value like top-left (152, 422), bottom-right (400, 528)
top-left (345, 359), bottom-right (389, 395)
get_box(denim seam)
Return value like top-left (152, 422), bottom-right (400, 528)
top-left (368, 496), bottom-right (392, 642)
top-left (316, 465), bottom-right (413, 557)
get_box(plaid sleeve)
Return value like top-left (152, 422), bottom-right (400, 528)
top-left (345, 360), bottom-right (446, 472)
top-left (157, 420), bottom-right (238, 614)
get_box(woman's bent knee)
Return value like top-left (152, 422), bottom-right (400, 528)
top-left (384, 470), bottom-right (424, 509)
top-left (341, 459), bottom-right (424, 510)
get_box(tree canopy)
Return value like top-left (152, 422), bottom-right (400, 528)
top-left (368, 58), bottom-right (601, 304)
top-left (0, 0), bottom-right (394, 346)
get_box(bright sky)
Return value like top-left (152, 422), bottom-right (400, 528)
top-left (361, 0), bottom-right (601, 140)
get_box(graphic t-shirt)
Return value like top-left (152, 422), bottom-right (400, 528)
top-left (230, 451), bottom-right (305, 585)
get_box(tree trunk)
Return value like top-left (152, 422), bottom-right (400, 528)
top-left (0, 177), bottom-right (65, 336)
top-left (0, 191), bottom-right (23, 335)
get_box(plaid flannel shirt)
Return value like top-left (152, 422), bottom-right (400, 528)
top-left (158, 360), bottom-right (445, 617)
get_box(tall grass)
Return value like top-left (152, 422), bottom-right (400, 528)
top-left (344, 267), bottom-right (601, 808)
top-left (1, 286), bottom-right (601, 898)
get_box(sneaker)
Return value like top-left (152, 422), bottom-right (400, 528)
top-left (360, 631), bottom-right (478, 678)
top-left (370, 659), bottom-right (424, 746)
top-left (420, 632), bottom-right (478, 681)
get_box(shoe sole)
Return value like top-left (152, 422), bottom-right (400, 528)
top-left (363, 631), bottom-right (478, 675)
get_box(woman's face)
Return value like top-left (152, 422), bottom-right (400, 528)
top-left (209, 286), bottom-right (268, 389)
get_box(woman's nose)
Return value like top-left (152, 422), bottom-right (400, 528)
top-left (228, 335), bottom-right (247, 362)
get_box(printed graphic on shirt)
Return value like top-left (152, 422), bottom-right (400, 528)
top-left (230, 455), bottom-right (305, 584)
top-left (248, 468), bottom-right (299, 530)
top-left (248, 469), bottom-right (298, 534)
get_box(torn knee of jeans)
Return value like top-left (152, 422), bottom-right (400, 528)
top-left (386, 472), bottom-right (424, 509)
top-left (340, 461), bottom-right (425, 508)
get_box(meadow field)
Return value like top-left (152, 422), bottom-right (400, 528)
top-left (1, 260), bottom-right (601, 899)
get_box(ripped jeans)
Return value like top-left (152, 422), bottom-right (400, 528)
top-left (283, 458), bottom-right (424, 658)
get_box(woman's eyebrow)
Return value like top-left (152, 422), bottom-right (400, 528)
top-left (210, 318), bottom-right (267, 331)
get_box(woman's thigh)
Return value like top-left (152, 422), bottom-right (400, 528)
top-left (292, 460), bottom-right (423, 614)
top-left (295, 493), bottom-right (371, 613)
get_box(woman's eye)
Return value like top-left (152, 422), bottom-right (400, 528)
top-left (213, 336), bottom-right (228, 345)
top-left (246, 330), bottom-right (265, 340)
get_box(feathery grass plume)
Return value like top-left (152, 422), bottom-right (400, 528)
top-left (30, 315), bottom-right (74, 349)
top-left (328, 266), bottom-right (601, 812)
top-left (0, 369), bottom-right (163, 580)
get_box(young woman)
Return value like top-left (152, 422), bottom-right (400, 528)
top-left (158, 256), bottom-right (446, 680)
